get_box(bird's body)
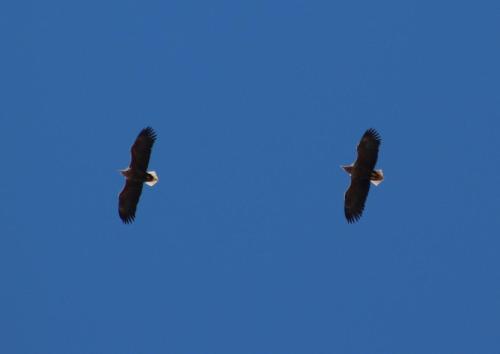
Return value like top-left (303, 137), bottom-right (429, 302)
top-left (342, 128), bottom-right (383, 223)
top-left (118, 127), bottom-right (158, 223)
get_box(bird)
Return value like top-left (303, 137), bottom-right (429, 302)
top-left (118, 127), bottom-right (159, 223)
top-left (341, 128), bottom-right (383, 223)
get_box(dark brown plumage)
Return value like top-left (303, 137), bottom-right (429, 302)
top-left (342, 128), bottom-right (383, 223)
top-left (119, 127), bottom-right (158, 224)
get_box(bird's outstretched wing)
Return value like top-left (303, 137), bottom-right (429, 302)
top-left (344, 178), bottom-right (370, 223)
top-left (130, 127), bottom-right (157, 172)
top-left (356, 128), bottom-right (381, 172)
top-left (119, 180), bottom-right (144, 223)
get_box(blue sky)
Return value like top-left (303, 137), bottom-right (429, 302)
top-left (1, 0), bottom-right (499, 353)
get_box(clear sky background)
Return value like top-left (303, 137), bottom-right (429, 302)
top-left (1, 0), bottom-right (499, 353)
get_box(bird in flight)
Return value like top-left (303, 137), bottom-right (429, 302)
top-left (118, 127), bottom-right (158, 223)
top-left (342, 128), bottom-right (383, 223)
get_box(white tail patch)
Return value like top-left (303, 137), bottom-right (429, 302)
top-left (145, 171), bottom-right (159, 187)
top-left (370, 169), bottom-right (384, 186)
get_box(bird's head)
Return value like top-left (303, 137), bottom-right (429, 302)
top-left (119, 167), bottom-right (130, 177)
top-left (341, 165), bottom-right (353, 175)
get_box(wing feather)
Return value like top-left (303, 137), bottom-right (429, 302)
top-left (130, 127), bottom-right (157, 172)
top-left (344, 177), bottom-right (371, 223)
top-left (355, 128), bottom-right (381, 172)
top-left (118, 180), bottom-right (144, 223)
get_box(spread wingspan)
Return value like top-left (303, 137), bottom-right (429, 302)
top-left (118, 127), bottom-right (157, 224)
top-left (344, 128), bottom-right (382, 223)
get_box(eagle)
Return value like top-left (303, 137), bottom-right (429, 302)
top-left (119, 127), bottom-right (159, 223)
top-left (342, 128), bottom-right (383, 223)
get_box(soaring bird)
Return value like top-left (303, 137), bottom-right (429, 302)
top-left (342, 128), bottom-right (383, 223)
top-left (119, 127), bottom-right (158, 223)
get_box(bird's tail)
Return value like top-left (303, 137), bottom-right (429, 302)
top-left (145, 171), bottom-right (159, 187)
top-left (370, 169), bottom-right (384, 186)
